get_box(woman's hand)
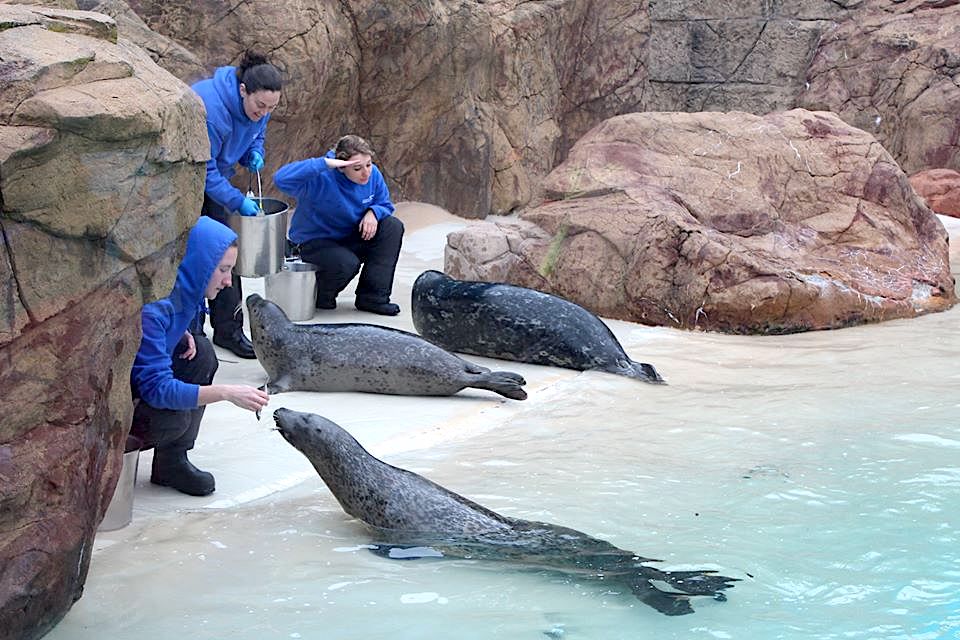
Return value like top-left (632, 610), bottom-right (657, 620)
top-left (179, 332), bottom-right (197, 360)
top-left (200, 384), bottom-right (269, 413)
top-left (324, 157), bottom-right (365, 169)
top-left (359, 209), bottom-right (378, 241)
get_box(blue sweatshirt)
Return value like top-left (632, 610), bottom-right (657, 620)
top-left (274, 150), bottom-right (395, 244)
top-left (130, 217), bottom-right (237, 410)
top-left (191, 66), bottom-right (269, 212)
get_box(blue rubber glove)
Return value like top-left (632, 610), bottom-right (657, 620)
top-left (238, 197), bottom-right (260, 217)
top-left (245, 150), bottom-right (264, 172)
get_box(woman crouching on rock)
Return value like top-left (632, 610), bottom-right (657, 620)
top-left (130, 217), bottom-right (269, 496)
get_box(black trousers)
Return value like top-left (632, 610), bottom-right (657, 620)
top-left (201, 195), bottom-right (243, 337)
top-left (299, 215), bottom-right (404, 305)
top-left (130, 333), bottom-right (218, 453)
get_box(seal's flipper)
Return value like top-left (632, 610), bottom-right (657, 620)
top-left (471, 371), bottom-right (527, 400)
top-left (265, 375), bottom-right (292, 394)
top-left (369, 545), bottom-right (445, 561)
top-left (626, 576), bottom-right (694, 616)
top-left (630, 360), bottom-right (665, 384)
top-left (462, 361), bottom-right (491, 375)
top-left (658, 568), bottom-right (739, 596)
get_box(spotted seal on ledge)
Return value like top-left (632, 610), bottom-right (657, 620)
top-left (273, 408), bottom-right (737, 616)
top-left (246, 294), bottom-right (526, 400)
top-left (411, 270), bottom-right (664, 383)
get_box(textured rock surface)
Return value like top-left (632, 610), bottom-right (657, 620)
top-left (0, 5), bottom-right (206, 639)
top-left (446, 110), bottom-right (956, 333)
top-left (645, 0), bottom-right (848, 113)
top-left (909, 168), bottom-right (960, 218)
top-left (121, 0), bottom-right (651, 217)
top-left (49, 0), bottom-right (960, 220)
top-left (799, 0), bottom-right (960, 175)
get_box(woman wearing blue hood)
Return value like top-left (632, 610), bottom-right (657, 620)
top-left (275, 134), bottom-right (404, 316)
top-left (130, 217), bottom-right (270, 496)
top-left (192, 51), bottom-right (283, 358)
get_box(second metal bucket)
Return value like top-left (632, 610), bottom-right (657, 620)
top-left (98, 435), bottom-right (142, 532)
top-left (225, 197), bottom-right (290, 277)
top-left (265, 258), bottom-right (318, 321)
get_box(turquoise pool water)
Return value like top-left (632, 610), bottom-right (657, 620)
top-left (48, 304), bottom-right (959, 639)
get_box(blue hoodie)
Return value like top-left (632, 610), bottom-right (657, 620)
top-left (191, 66), bottom-right (269, 212)
top-left (131, 217), bottom-right (237, 410)
top-left (275, 150), bottom-right (395, 244)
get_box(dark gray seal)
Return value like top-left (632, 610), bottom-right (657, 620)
top-left (411, 270), bottom-right (664, 383)
top-left (246, 294), bottom-right (526, 400)
top-left (273, 407), bottom-right (737, 616)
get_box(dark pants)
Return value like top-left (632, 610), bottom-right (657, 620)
top-left (299, 215), bottom-right (404, 306)
top-left (130, 334), bottom-right (218, 453)
top-left (201, 194), bottom-right (243, 337)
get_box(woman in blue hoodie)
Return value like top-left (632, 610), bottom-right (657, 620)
top-left (130, 217), bottom-right (269, 496)
top-left (191, 51), bottom-right (283, 358)
top-left (275, 134), bottom-right (404, 316)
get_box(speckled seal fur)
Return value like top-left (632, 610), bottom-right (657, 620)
top-left (273, 408), bottom-right (738, 616)
top-left (246, 294), bottom-right (526, 399)
top-left (411, 270), bottom-right (664, 383)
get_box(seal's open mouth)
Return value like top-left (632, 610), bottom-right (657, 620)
top-left (272, 410), bottom-right (293, 443)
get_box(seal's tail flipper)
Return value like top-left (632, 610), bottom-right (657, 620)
top-left (473, 371), bottom-right (528, 400)
top-left (630, 360), bottom-right (666, 384)
top-left (369, 544), bottom-right (445, 560)
top-left (625, 575), bottom-right (694, 616)
top-left (659, 569), bottom-right (740, 596)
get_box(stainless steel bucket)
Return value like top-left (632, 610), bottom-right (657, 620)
top-left (265, 258), bottom-right (318, 322)
top-left (225, 197), bottom-right (290, 277)
top-left (98, 435), bottom-right (141, 532)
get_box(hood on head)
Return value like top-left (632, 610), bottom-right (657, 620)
top-left (169, 217), bottom-right (236, 317)
top-left (212, 65), bottom-right (248, 123)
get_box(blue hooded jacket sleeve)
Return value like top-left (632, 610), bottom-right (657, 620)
top-left (192, 66), bottom-right (270, 212)
top-left (277, 150), bottom-right (395, 244)
top-left (130, 217), bottom-right (238, 410)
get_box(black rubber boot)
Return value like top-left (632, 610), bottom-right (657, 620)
top-left (213, 328), bottom-right (256, 359)
top-left (355, 300), bottom-right (400, 316)
top-left (151, 449), bottom-right (215, 496)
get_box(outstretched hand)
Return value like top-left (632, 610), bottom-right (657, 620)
top-left (222, 385), bottom-right (269, 413)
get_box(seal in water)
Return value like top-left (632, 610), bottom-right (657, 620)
top-left (246, 294), bottom-right (527, 400)
top-left (273, 408), bottom-right (738, 616)
top-left (411, 270), bottom-right (664, 383)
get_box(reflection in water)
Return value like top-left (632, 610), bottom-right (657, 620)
top-left (49, 303), bottom-right (960, 639)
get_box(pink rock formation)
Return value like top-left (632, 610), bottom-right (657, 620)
top-left (799, 0), bottom-right (960, 175)
top-left (446, 110), bottom-right (956, 333)
top-left (909, 168), bottom-right (960, 218)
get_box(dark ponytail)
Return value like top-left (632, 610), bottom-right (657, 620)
top-left (236, 51), bottom-right (282, 93)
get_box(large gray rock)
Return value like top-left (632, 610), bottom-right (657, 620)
top-left (0, 5), bottom-right (207, 639)
top-left (645, 0), bottom-right (849, 113)
top-left (446, 110), bottom-right (957, 333)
